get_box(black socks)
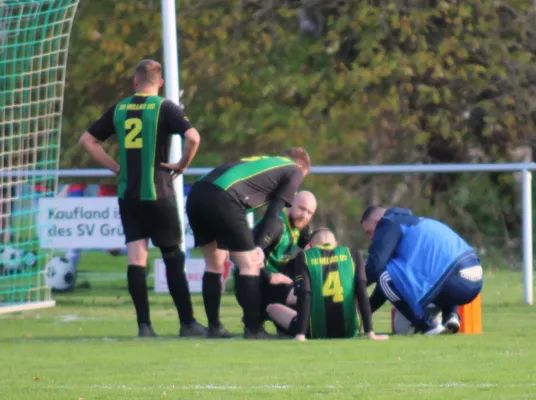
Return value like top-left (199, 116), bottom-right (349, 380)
top-left (202, 272), bottom-right (222, 327)
top-left (127, 265), bottom-right (150, 325)
top-left (163, 249), bottom-right (195, 325)
top-left (235, 275), bottom-right (262, 332)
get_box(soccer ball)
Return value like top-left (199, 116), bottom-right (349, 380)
top-left (392, 308), bottom-right (415, 335)
top-left (0, 246), bottom-right (21, 274)
top-left (18, 250), bottom-right (37, 271)
top-left (391, 306), bottom-right (443, 335)
top-left (45, 256), bottom-right (77, 292)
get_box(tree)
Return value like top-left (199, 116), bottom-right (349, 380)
top-left (61, 0), bottom-right (536, 248)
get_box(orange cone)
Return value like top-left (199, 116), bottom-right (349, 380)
top-left (458, 294), bottom-right (482, 334)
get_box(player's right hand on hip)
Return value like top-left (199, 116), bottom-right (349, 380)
top-left (160, 162), bottom-right (186, 178)
top-left (270, 273), bottom-right (293, 285)
top-left (367, 332), bottom-right (389, 341)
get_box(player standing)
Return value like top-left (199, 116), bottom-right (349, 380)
top-left (79, 59), bottom-right (206, 337)
top-left (267, 228), bottom-right (387, 341)
top-left (186, 149), bottom-right (311, 339)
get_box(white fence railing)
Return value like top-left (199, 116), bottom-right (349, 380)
top-left (2, 163), bottom-right (534, 305)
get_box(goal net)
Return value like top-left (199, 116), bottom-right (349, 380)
top-left (0, 0), bottom-right (80, 313)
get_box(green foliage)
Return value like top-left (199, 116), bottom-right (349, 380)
top-left (60, 0), bottom-right (536, 250)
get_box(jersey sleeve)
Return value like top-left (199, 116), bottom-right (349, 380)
top-left (352, 248), bottom-right (374, 334)
top-left (278, 251), bottom-right (301, 277)
top-left (275, 166), bottom-right (304, 206)
top-left (87, 105), bottom-right (116, 142)
top-left (293, 252), bottom-right (311, 293)
top-left (161, 99), bottom-right (193, 137)
top-left (253, 217), bottom-right (284, 255)
top-left (297, 224), bottom-right (312, 249)
top-left (292, 251), bottom-right (312, 336)
top-left (365, 218), bottom-right (402, 284)
top-left (351, 248), bottom-right (367, 283)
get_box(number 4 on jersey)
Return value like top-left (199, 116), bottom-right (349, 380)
top-left (322, 271), bottom-right (344, 303)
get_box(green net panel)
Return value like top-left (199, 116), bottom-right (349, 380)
top-left (0, 0), bottom-right (80, 313)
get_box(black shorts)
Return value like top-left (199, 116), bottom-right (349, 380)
top-left (186, 182), bottom-right (255, 252)
top-left (118, 196), bottom-right (180, 248)
top-left (262, 280), bottom-right (293, 308)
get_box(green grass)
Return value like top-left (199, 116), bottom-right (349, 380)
top-left (0, 251), bottom-right (535, 400)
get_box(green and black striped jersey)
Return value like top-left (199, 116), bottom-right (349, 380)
top-left (293, 245), bottom-right (369, 339)
top-left (87, 94), bottom-right (193, 201)
top-left (198, 155), bottom-right (304, 211)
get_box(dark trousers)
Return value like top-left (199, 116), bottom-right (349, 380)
top-left (377, 266), bottom-right (483, 330)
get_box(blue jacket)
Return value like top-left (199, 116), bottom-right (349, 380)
top-left (365, 208), bottom-right (478, 318)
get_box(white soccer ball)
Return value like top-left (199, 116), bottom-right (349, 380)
top-left (18, 250), bottom-right (37, 271)
top-left (391, 306), bottom-right (443, 335)
top-left (45, 256), bottom-right (77, 292)
top-left (0, 246), bottom-right (21, 274)
top-left (392, 307), bottom-right (416, 335)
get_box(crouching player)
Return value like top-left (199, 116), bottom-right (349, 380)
top-left (360, 206), bottom-right (484, 334)
top-left (254, 190), bottom-right (317, 311)
top-left (266, 228), bottom-right (388, 341)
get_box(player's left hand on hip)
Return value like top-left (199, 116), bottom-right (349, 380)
top-left (160, 162), bottom-right (185, 179)
top-left (366, 332), bottom-right (389, 341)
top-left (270, 273), bottom-right (293, 285)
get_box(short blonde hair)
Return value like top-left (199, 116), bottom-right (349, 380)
top-left (134, 59), bottom-right (162, 85)
top-left (283, 147), bottom-right (311, 170)
top-left (310, 228), bottom-right (336, 246)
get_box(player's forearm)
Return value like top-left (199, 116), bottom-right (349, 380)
top-left (79, 138), bottom-right (119, 174)
top-left (176, 129), bottom-right (200, 169)
top-left (253, 198), bottom-right (286, 247)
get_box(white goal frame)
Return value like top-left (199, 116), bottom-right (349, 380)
top-left (4, 162), bottom-right (531, 305)
top-left (157, 0), bottom-right (534, 306)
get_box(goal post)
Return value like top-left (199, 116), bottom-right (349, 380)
top-left (161, 0), bottom-right (186, 253)
top-left (0, 0), bottom-right (81, 313)
top-left (52, 163), bottom-right (536, 306)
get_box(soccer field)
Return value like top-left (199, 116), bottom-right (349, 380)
top-left (1, 251), bottom-right (535, 400)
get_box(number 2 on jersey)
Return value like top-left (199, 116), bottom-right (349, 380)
top-left (322, 271), bottom-right (344, 303)
top-left (125, 118), bottom-right (143, 149)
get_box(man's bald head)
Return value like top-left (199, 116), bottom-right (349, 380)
top-left (360, 205), bottom-right (387, 241)
top-left (309, 228), bottom-right (337, 247)
top-left (289, 190), bottom-right (317, 230)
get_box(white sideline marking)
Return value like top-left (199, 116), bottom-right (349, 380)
top-left (87, 384), bottom-right (301, 390)
top-left (0, 300), bottom-right (56, 314)
top-left (401, 382), bottom-right (536, 389)
top-left (43, 382), bottom-right (536, 391)
top-left (14, 337), bottom-right (120, 342)
top-left (58, 314), bottom-right (82, 323)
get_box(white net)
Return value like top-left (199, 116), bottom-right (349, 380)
top-left (0, 0), bottom-right (80, 312)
